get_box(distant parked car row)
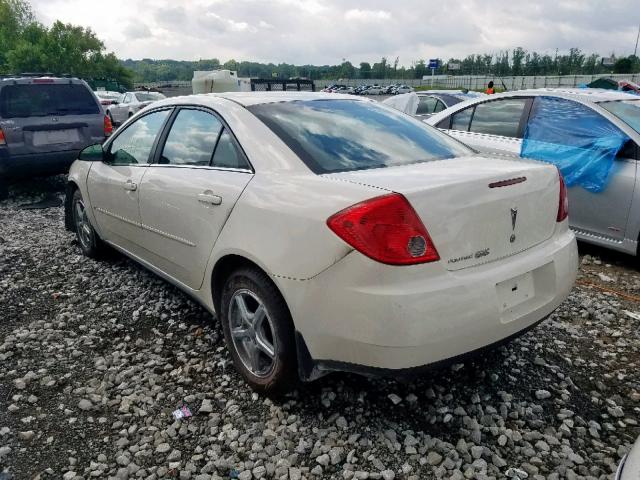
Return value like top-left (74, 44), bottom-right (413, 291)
top-left (321, 83), bottom-right (414, 95)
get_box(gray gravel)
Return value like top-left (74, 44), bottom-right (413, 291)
top-left (1, 176), bottom-right (639, 479)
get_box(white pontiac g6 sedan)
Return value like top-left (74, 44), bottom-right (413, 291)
top-left (65, 92), bottom-right (578, 394)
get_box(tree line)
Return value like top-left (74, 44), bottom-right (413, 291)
top-left (126, 50), bottom-right (639, 84)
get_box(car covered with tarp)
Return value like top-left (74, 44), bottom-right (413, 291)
top-left (425, 88), bottom-right (640, 256)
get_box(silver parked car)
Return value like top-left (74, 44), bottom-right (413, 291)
top-left (427, 88), bottom-right (640, 256)
top-left (385, 91), bottom-right (488, 119)
top-left (106, 90), bottom-right (166, 126)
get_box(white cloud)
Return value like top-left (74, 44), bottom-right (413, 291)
top-left (344, 9), bottom-right (391, 22)
top-left (28, 0), bottom-right (640, 65)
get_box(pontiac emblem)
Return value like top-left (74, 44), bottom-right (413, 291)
top-left (510, 207), bottom-right (517, 243)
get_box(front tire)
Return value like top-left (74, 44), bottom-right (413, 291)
top-left (71, 189), bottom-right (104, 258)
top-left (220, 267), bottom-right (297, 395)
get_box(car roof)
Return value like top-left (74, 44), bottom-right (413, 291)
top-left (490, 87), bottom-right (639, 103)
top-left (184, 91), bottom-right (369, 107)
top-left (0, 75), bottom-right (85, 85)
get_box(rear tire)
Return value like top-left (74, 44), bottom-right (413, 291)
top-left (220, 267), bottom-right (298, 395)
top-left (0, 179), bottom-right (8, 201)
top-left (71, 189), bottom-right (105, 258)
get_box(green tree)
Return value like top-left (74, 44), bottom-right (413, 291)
top-left (0, 0), bottom-right (35, 69)
top-left (614, 56), bottom-right (634, 74)
top-left (359, 62), bottom-right (371, 79)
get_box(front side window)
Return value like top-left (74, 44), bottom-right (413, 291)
top-left (108, 110), bottom-right (170, 165)
top-left (521, 96), bottom-right (628, 192)
top-left (249, 99), bottom-right (470, 174)
top-left (160, 109), bottom-right (222, 166)
top-left (468, 98), bottom-right (529, 138)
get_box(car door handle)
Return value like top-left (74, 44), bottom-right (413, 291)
top-left (197, 193), bottom-right (222, 205)
top-left (123, 180), bottom-right (137, 191)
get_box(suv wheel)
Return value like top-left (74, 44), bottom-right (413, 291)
top-left (220, 267), bottom-right (297, 395)
top-left (0, 179), bottom-right (7, 201)
top-left (72, 189), bottom-right (104, 258)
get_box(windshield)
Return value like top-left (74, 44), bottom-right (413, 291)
top-left (0, 84), bottom-right (100, 118)
top-left (135, 92), bottom-right (165, 102)
top-left (249, 99), bottom-right (471, 174)
top-left (600, 100), bottom-right (640, 135)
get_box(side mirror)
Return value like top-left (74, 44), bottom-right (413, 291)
top-left (78, 144), bottom-right (105, 162)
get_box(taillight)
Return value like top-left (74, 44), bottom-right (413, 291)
top-left (557, 169), bottom-right (568, 222)
top-left (104, 115), bottom-right (113, 137)
top-left (0, 127), bottom-right (5, 146)
top-left (327, 193), bottom-right (440, 265)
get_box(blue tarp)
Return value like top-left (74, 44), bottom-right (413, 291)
top-left (521, 97), bottom-right (628, 192)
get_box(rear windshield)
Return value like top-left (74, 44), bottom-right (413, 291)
top-left (248, 99), bottom-right (470, 174)
top-left (135, 92), bottom-right (165, 102)
top-left (600, 100), bottom-right (640, 135)
top-left (0, 83), bottom-right (100, 118)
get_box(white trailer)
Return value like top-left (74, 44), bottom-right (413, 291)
top-left (192, 70), bottom-right (251, 94)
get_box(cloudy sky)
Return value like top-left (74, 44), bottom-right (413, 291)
top-left (31, 0), bottom-right (640, 65)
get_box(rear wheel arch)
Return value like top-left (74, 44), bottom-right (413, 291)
top-left (211, 255), bottom-right (287, 315)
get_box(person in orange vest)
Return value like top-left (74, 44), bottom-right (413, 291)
top-left (485, 81), bottom-right (495, 94)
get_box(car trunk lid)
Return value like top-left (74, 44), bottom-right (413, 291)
top-left (324, 156), bottom-right (560, 270)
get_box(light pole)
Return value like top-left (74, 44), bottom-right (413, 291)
top-left (634, 23), bottom-right (640, 57)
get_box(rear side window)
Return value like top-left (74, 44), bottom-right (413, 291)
top-left (160, 109), bottom-right (222, 166)
top-left (108, 110), bottom-right (170, 165)
top-left (249, 99), bottom-right (470, 174)
top-left (451, 108), bottom-right (473, 131)
top-left (212, 129), bottom-right (249, 169)
top-left (433, 99), bottom-right (446, 113)
top-left (0, 84), bottom-right (100, 118)
top-left (468, 99), bottom-right (529, 138)
top-left (416, 97), bottom-right (438, 115)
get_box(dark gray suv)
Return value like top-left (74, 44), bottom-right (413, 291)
top-left (0, 75), bottom-right (111, 198)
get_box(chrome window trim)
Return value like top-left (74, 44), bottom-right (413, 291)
top-left (146, 163), bottom-right (253, 174)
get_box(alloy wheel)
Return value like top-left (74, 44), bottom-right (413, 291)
top-left (74, 198), bottom-right (92, 250)
top-left (228, 289), bottom-right (277, 377)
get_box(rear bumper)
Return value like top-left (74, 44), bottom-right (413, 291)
top-left (0, 148), bottom-right (80, 178)
top-left (277, 227), bottom-right (578, 375)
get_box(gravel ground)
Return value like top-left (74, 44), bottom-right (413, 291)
top-left (1, 176), bottom-right (639, 480)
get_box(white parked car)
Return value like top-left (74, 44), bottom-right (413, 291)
top-left (363, 85), bottom-right (383, 95)
top-left (394, 85), bottom-right (414, 94)
top-left (106, 91), bottom-right (166, 126)
top-left (616, 435), bottom-right (640, 479)
top-left (65, 92), bottom-right (578, 393)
